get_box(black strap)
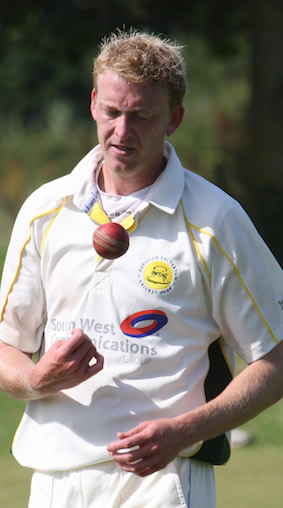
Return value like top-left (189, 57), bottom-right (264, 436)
top-left (192, 338), bottom-right (233, 465)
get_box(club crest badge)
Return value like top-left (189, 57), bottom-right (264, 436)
top-left (138, 257), bottom-right (178, 295)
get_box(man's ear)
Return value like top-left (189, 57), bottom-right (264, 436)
top-left (90, 89), bottom-right (97, 121)
top-left (166, 104), bottom-right (185, 137)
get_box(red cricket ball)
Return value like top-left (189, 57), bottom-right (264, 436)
top-left (93, 222), bottom-right (129, 259)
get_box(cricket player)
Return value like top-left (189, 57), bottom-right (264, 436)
top-left (0, 29), bottom-right (282, 507)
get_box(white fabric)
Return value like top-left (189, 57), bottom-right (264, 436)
top-left (28, 458), bottom-right (215, 508)
top-left (97, 183), bottom-right (150, 222)
top-left (0, 143), bottom-right (282, 476)
top-left (80, 160), bottom-right (151, 222)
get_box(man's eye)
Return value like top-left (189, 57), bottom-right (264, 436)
top-left (136, 114), bottom-right (149, 121)
top-left (106, 109), bottom-right (118, 118)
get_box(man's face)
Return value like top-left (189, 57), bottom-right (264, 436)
top-left (90, 71), bottom-right (183, 192)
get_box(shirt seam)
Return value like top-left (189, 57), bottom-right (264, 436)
top-left (0, 202), bottom-right (68, 323)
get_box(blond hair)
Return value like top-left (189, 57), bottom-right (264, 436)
top-left (93, 29), bottom-right (187, 110)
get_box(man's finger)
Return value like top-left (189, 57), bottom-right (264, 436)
top-left (86, 351), bottom-right (104, 377)
top-left (59, 328), bottom-right (94, 358)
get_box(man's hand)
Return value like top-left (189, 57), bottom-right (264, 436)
top-left (29, 328), bottom-right (104, 396)
top-left (107, 418), bottom-right (185, 477)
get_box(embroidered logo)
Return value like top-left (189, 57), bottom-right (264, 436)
top-left (138, 257), bottom-right (178, 295)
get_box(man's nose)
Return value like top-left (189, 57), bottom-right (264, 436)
top-left (115, 114), bottom-right (131, 138)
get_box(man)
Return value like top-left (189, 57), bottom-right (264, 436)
top-left (0, 29), bottom-right (282, 508)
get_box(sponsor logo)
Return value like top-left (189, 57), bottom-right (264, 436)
top-left (49, 309), bottom-right (168, 366)
top-left (138, 257), bottom-right (178, 295)
top-left (121, 310), bottom-right (168, 338)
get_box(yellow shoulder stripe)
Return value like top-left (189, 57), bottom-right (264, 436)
top-left (0, 198), bottom-right (68, 322)
top-left (40, 197), bottom-right (68, 253)
top-left (181, 201), bottom-right (211, 280)
top-left (181, 200), bottom-right (278, 344)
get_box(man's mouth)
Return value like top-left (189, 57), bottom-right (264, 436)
top-left (112, 144), bottom-right (135, 153)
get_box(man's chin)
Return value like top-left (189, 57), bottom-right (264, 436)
top-left (105, 158), bottom-right (137, 175)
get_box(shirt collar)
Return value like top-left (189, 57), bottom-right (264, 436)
top-left (57, 142), bottom-right (184, 215)
top-left (56, 145), bottom-right (103, 208)
top-left (145, 142), bottom-right (185, 214)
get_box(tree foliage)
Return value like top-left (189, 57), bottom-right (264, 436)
top-left (0, 0), bottom-right (249, 128)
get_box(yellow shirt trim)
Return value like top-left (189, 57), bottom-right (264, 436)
top-left (0, 199), bottom-right (68, 323)
top-left (181, 200), bottom-right (278, 345)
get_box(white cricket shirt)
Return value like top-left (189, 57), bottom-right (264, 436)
top-left (0, 143), bottom-right (282, 471)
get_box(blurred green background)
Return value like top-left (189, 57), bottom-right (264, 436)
top-left (0, 1), bottom-right (282, 506)
top-left (1, 1), bottom-right (282, 264)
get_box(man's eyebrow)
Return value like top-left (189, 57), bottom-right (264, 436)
top-left (102, 102), bottom-right (153, 114)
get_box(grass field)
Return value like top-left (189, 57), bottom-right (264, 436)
top-left (0, 396), bottom-right (32, 507)
top-left (215, 358), bottom-right (283, 507)
top-left (216, 403), bottom-right (283, 508)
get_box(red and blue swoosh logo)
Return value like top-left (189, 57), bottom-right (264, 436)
top-left (121, 310), bottom-right (168, 338)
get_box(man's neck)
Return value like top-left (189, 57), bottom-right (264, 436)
top-left (99, 157), bottom-right (167, 196)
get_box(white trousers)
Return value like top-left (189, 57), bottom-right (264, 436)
top-left (28, 458), bottom-right (216, 508)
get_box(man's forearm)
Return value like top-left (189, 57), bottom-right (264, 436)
top-left (0, 340), bottom-right (39, 400)
top-left (0, 331), bottom-right (104, 401)
top-left (177, 342), bottom-right (283, 446)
